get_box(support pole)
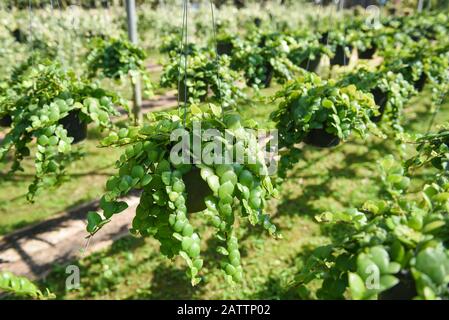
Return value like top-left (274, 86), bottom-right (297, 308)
top-left (417, 0), bottom-right (424, 12)
top-left (125, 0), bottom-right (142, 124)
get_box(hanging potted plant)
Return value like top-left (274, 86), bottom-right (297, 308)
top-left (230, 31), bottom-right (298, 89)
top-left (270, 71), bottom-right (381, 175)
top-left (86, 37), bottom-right (154, 99)
top-left (288, 32), bottom-right (331, 73)
top-left (0, 61), bottom-right (126, 201)
top-left (346, 19), bottom-right (381, 60)
top-left (295, 154), bottom-right (449, 300)
top-left (382, 42), bottom-right (429, 92)
top-left (327, 29), bottom-right (353, 67)
top-left (159, 33), bottom-right (199, 57)
top-left (339, 67), bottom-right (415, 126)
top-left (215, 32), bottom-right (236, 56)
top-left (160, 51), bottom-right (245, 109)
top-left (87, 104), bottom-right (279, 285)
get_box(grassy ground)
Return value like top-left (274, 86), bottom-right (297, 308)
top-left (36, 85), bottom-right (449, 299)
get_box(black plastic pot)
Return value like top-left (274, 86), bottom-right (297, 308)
top-left (183, 167), bottom-right (213, 213)
top-left (254, 17), bottom-right (262, 27)
top-left (217, 41), bottom-right (233, 56)
top-left (413, 73), bottom-right (427, 92)
top-left (59, 110), bottom-right (87, 144)
top-left (11, 28), bottom-right (27, 43)
top-left (358, 46), bottom-right (376, 60)
top-left (370, 87), bottom-right (388, 123)
top-left (0, 115), bottom-right (12, 127)
top-left (300, 54), bottom-right (321, 72)
top-left (264, 64), bottom-right (274, 88)
top-left (303, 128), bottom-right (340, 148)
top-left (330, 45), bottom-right (352, 66)
top-left (319, 31), bottom-right (329, 45)
top-left (379, 271), bottom-right (417, 300)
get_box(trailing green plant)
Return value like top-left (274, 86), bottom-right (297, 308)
top-left (159, 34), bottom-right (199, 57)
top-left (405, 123), bottom-right (449, 175)
top-left (270, 71), bottom-right (382, 176)
top-left (86, 37), bottom-right (153, 97)
top-left (287, 31), bottom-right (331, 71)
top-left (346, 18), bottom-right (382, 54)
top-left (0, 271), bottom-right (55, 300)
top-left (86, 104), bottom-right (279, 285)
top-left (160, 51), bottom-right (245, 109)
top-left (230, 31), bottom-right (299, 89)
top-left (295, 154), bottom-right (449, 300)
top-left (0, 61), bottom-right (125, 201)
top-left (339, 66), bottom-right (416, 130)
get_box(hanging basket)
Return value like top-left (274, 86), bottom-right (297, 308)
top-left (303, 128), bottom-right (340, 148)
top-left (300, 55), bottom-right (321, 73)
top-left (59, 110), bottom-right (88, 144)
top-left (379, 271), bottom-right (417, 300)
top-left (413, 73), bottom-right (427, 92)
top-left (358, 46), bottom-right (376, 60)
top-left (370, 87), bottom-right (388, 123)
top-left (0, 115), bottom-right (12, 127)
top-left (330, 45), bottom-right (352, 66)
top-left (183, 167), bottom-right (213, 213)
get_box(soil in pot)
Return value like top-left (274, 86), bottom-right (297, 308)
top-left (0, 115), bottom-right (12, 127)
top-left (183, 167), bottom-right (214, 213)
top-left (59, 110), bottom-right (87, 144)
top-left (413, 73), bottom-right (427, 92)
top-left (358, 46), bottom-right (376, 59)
top-left (370, 87), bottom-right (388, 123)
top-left (379, 271), bottom-right (417, 300)
top-left (300, 55), bottom-right (321, 72)
top-left (330, 45), bottom-right (352, 66)
top-left (217, 41), bottom-right (233, 56)
top-left (303, 128), bottom-right (340, 148)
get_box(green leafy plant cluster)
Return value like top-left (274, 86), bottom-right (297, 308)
top-left (270, 71), bottom-right (381, 176)
top-left (86, 104), bottom-right (279, 285)
top-left (230, 31), bottom-right (298, 88)
top-left (339, 66), bottom-right (416, 129)
top-left (86, 37), bottom-right (153, 97)
top-left (296, 148), bottom-right (449, 299)
top-left (0, 61), bottom-right (124, 200)
top-left (160, 51), bottom-right (245, 109)
top-left (287, 31), bottom-right (331, 70)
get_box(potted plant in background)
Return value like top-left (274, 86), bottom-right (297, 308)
top-left (326, 28), bottom-right (353, 67)
top-left (86, 37), bottom-right (153, 99)
top-left (160, 51), bottom-right (245, 109)
top-left (346, 19), bottom-right (381, 60)
top-left (270, 71), bottom-right (381, 176)
top-left (339, 67), bottom-right (415, 127)
top-left (287, 31), bottom-right (331, 73)
top-left (231, 31), bottom-right (298, 89)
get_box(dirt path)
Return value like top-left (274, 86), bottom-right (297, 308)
top-left (0, 193), bottom-right (140, 279)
